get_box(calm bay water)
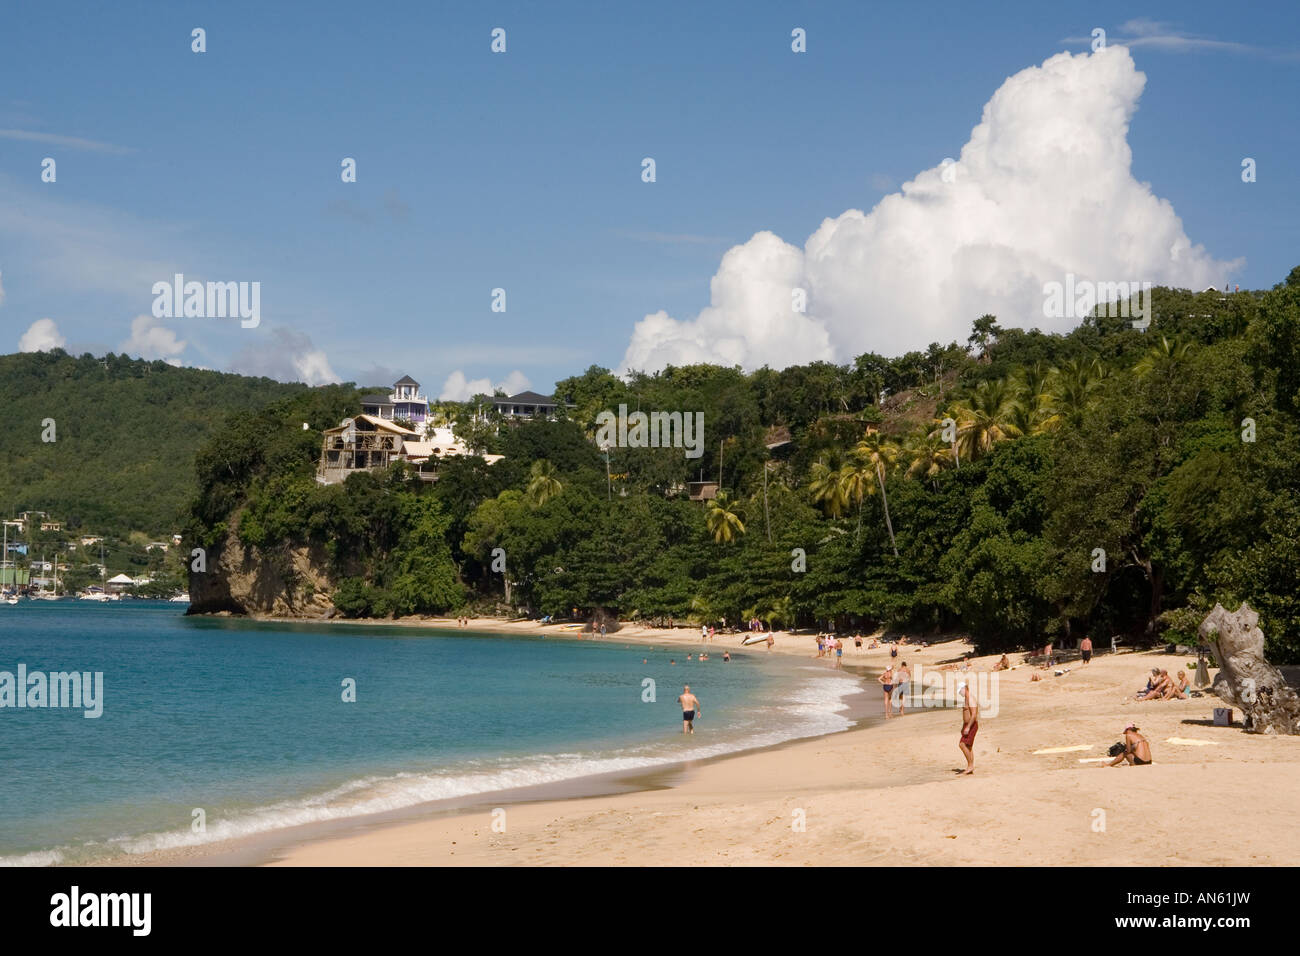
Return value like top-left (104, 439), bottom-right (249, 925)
top-left (0, 601), bottom-right (857, 864)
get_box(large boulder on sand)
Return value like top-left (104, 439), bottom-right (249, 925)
top-left (1198, 603), bottom-right (1300, 735)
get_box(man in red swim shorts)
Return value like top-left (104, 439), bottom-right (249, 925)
top-left (957, 681), bottom-right (978, 775)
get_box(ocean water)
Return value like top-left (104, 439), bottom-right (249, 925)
top-left (0, 602), bottom-right (858, 864)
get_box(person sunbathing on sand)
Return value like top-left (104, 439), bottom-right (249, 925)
top-left (1137, 669), bottom-right (1172, 701)
top-left (1163, 670), bottom-right (1190, 700)
top-left (993, 654), bottom-right (1010, 671)
top-left (1134, 669), bottom-right (1160, 699)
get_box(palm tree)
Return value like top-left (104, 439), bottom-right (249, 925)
top-left (689, 593), bottom-right (716, 627)
top-left (851, 431), bottom-right (900, 556)
top-left (705, 492), bottom-right (746, 543)
top-left (1009, 361), bottom-right (1059, 435)
top-left (837, 458), bottom-right (873, 543)
top-left (764, 595), bottom-right (794, 631)
top-left (1052, 357), bottom-right (1106, 428)
top-left (946, 377), bottom-right (1023, 462)
top-left (526, 459), bottom-right (563, 507)
top-left (808, 458), bottom-right (849, 518)
top-left (1133, 336), bottom-right (1194, 378)
top-left (903, 429), bottom-right (953, 487)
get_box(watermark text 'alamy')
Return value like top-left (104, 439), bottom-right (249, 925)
top-left (152, 273), bottom-right (260, 328)
top-left (594, 404), bottom-right (704, 459)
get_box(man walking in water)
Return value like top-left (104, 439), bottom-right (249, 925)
top-left (957, 681), bottom-right (978, 775)
top-left (895, 661), bottom-right (911, 715)
top-left (678, 685), bottom-right (701, 734)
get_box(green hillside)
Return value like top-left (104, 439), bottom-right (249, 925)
top-left (188, 267), bottom-right (1300, 661)
top-left (0, 350), bottom-right (307, 536)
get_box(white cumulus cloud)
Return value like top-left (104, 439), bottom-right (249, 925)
top-left (228, 327), bottom-right (341, 386)
top-left (439, 369), bottom-right (532, 401)
top-left (18, 318), bottom-right (65, 352)
top-left (620, 47), bottom-right (1239, 373)
top-left (118, 314), bottom-right (186, 362)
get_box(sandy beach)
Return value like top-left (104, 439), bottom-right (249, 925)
top-left (133, 619), bottom-right (1300, 867)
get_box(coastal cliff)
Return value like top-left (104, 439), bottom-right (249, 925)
top-left (188, 520), bottom-right (336, 618)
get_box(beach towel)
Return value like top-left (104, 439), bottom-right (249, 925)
top-left (1164, 737), bottom-right (1218, 746)
top-left (1032, 745), bottom-right (1092, 754)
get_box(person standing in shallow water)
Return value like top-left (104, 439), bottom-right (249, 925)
top-left (879, 665), bottom-right (896, 718)
top-left (678, 685), bottom-right (700, 734)
top-left (895, 661), bottom-right (911, 714)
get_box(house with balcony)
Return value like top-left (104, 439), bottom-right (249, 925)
top-left (359, 393), bottom-right (395, 419)
top-left (491, 390), bottom-right (571, 420)
top-left (391, 375), bottom-right (430, 428)
top-left (316, 416), bottom-right (503, 486)
top-left (316, 415), bottom-right (422, 485)
top-left (359, 375), bottom-right (431, 432)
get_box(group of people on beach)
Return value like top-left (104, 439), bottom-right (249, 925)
top-left (1136, 668), bottom-right (1191, 701)
top-left (815, 634), bottom-right (845, 667)
top-left (877, 661), bottom-right (913, 717)
top-left (672, 632), bottom-right (1163, 777)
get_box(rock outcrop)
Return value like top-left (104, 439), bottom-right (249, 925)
top-left (1198, 603), bottom-right (1300, 735)
top-left (188, 520), bottom-right (336, 618)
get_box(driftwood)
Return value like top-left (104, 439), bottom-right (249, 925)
top-left (1198, 603), bottom-right (1300, 735)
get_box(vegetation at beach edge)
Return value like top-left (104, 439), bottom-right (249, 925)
top-left (186, 267), bottom-right (1300, 662)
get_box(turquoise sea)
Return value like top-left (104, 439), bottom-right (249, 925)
top-left (0, 601), bottom-right (858, 864)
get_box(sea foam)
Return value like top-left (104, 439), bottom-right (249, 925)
top-left (8, 672), bottom-right (859, 864)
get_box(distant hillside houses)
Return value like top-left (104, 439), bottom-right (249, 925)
top-left (492, 390), bottom-right (571, 420)
top-left (361, 374), bottom-right (432, 429)
top-left (316, 379), bottom-right (504, 486)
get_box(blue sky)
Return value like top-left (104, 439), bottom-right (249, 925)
top-left (1, 1), bottom-right (1297, 396)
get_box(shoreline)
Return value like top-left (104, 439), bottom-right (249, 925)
top-left (111, 687), bottom-right (881, 867)
top-left (72, 617), bottom-right (1300, 866)
top-left (84, 623), bottom-right (885, 867)
top-left (158, 636), bottom-right (1300, 865)
top-left (207, 610), bottom-right (982, 667)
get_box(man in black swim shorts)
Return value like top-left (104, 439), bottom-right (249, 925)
top-left (678, 685), bottom-right (700, 734)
